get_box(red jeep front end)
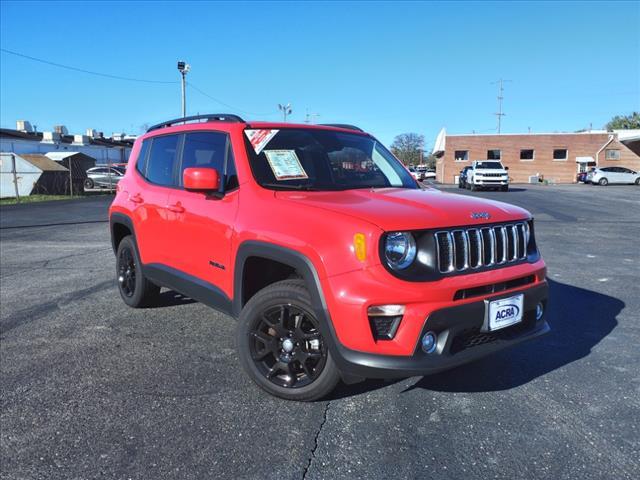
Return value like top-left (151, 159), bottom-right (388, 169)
top-left (280, 187), bottom-right (550, 380)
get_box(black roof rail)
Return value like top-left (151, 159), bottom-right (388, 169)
top-left (147, 114), bottom-right (245, 132)
top-left (320, 123), bottom-right (364, 132)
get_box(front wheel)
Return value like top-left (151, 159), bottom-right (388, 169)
top-left (501, 185), bottom-right (509, 192)
top-left (599, 178), bottom-right (609, 186)
top-left (236, 279), bottom-right (340, 401)
top-left (84, 178), bottom-right (94, 189)
top-left (635, 178), bottom-right (640, 185)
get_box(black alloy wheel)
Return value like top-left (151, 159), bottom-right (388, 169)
top-left (115, 235), bottom-right (160, 308)
top-left (118, 245), bottom-right (136, 297)
top-left (237, 279), bottom-right (340, 401)
top-left (248, 304), bottom-right (327, 389)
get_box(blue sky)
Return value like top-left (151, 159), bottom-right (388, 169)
top-left (1, 1), bottom-right (638, 147)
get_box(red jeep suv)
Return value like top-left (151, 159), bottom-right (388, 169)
top-left (109, 114), bottom-right (549, 401)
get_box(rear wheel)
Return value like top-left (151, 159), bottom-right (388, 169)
top-left (599, 178), bottom-right (609, 186)
top-left (116, 235), bottom-right (160, 308)
top-left (237, 279), bottom-right (340, 401)
top-left (635, 178), bottom-right (640, 185)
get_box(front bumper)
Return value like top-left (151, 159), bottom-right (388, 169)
top-left (474, 178), bottom-right (509, 185)
top-left (328, 282), bottom-right (549, 379)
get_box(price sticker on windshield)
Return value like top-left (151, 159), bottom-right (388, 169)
top-left (245, 129), bottom-right (279, 154)
top-left (264, 150), bottom-right (308, 180)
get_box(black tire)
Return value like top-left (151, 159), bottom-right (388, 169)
top-left (236, 279), bottom-right (340, 401)
top-left (599, 178), bottom-right (608, 186)
top-left (116, 235), bottom-right (160, 308)
top-left (635, 178), bottom-right (640, 185)
top-left (501, 185), bottom-right (509, 192)
top-left (470, 184), bottom-right (478, 191)
top-left (84, 178), bottom-right (94, 189)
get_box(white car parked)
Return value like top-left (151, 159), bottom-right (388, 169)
top-left (587, 166), bottom-right (640, 186)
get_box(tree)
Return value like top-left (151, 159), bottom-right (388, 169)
top-left (604, 112), bottom-right (640, 131)
top-left (390, 133), bottom-right (425, 165)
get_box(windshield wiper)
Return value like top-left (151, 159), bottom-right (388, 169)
top-left (260, 183), bottom-right (320, 191)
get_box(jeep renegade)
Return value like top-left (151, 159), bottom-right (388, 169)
top-left (109, 114), bottom-right (549, 401)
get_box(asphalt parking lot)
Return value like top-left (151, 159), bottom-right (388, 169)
top-left (1, 184), bottom-right (639, 480)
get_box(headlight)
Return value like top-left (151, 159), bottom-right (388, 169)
top-left (384, 232), bottom-right (417, 270)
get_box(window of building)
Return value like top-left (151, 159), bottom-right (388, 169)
top-left (146, 134), bottom-right (180, 186)
top-left (487, 149), bottom-right (501, 160)
top-left (605, 149), bottom-right (620, 160)
top-left (454, 150), bottom-right (469, 162)
top-left (520, 149), bottom-right (535, 161)
top-left (553, 149), bottom-right (568, 161)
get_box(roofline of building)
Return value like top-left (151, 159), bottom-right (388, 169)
top-left (444, 131), bottom-right (611, 137)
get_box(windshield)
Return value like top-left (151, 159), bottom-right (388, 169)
top-left (244, 128), bottom-right (417, 191)
top-left (476, 161), bottom-right (503, 169)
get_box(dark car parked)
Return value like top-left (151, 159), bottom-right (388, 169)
top-left (458, 166), bottom-right (472, 188)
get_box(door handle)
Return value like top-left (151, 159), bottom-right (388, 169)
top-left (167, 203), bottom-right (185, 213)
top-left (129, 193), bottom-right (143, 204)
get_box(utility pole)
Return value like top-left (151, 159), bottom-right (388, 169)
top-left (278, 103), bottom-right (292, 122)
top-left (492, 79), bottom-right (511, 134)
top-left (177, 61), bottom-right (191, 118)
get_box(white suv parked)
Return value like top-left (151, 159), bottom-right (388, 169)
top-left (587, 167), bottom-right (640, 186)
top-left (466, 161), bottom-right (510, 191)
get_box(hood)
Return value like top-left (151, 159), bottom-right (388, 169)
top-left (275, 187), bottom-right (530, 231)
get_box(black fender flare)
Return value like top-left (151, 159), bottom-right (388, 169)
top-left (109, 212), bottom-right (136, 254)
top-left (233, 241), bottom-right (328, 318)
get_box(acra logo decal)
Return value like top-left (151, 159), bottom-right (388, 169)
top-left (496, 304), bottom-right (520, 320)
top-left (470, 212), bottom-right (491, 220)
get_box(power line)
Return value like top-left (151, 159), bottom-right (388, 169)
top-left (1, 47), bottom-right (278, 118)
top-left (188, 81), bottom-right (276, 117)
top-left (1, 48), bottom-right (178, 84)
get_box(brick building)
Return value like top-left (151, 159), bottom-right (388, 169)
top-left (432, 129), bottom-right (640, 184)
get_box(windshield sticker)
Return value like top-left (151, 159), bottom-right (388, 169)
top-left (245, 129), bottom-right (279, 155)
top-left (264, 150), bottom-right (308, 180)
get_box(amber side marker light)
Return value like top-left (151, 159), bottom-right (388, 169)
top-left (353, 233), bottom-right (366, 262)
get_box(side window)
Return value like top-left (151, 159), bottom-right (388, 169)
top-left (225, 142), bottom-right (239, 190)
top-left (181, 132), bottom-right (238, 190)
top-left (147, 135), bottom-right (180, 186)
top-left (135, 140), bottom-right (150, 176)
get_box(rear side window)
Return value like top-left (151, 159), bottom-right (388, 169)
top-left (181, 132), bottom-right (238, 190)
top-left (147, 135), bottom-right (180, 186)
top-left (135, 140), bottom-right (150, 176)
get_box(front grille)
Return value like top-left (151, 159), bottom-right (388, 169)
top-left (478, 173), bottom-right (504, 178)
top-left (435, 222), bottom-right (529, 274)
top-left (453, 275), bottom-right (535, 300)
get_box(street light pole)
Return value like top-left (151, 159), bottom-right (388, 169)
top-left (177, 61), bottom-right (191, 118)
top-left (278, 103), bottom-right (292, 122)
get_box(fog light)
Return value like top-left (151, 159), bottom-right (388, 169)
top-left (535, 302), bottom-right (544, 321)
top-left (421, 331), bottom-right (437, 354)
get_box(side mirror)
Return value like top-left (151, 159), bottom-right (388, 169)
top-left (504, 166), bottom-right (509, 170)
top-left (183, 167), bottom-right (220, 191)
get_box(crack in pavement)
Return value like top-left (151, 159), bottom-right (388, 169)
top-left (302, 400), bottom-right (330, 480)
